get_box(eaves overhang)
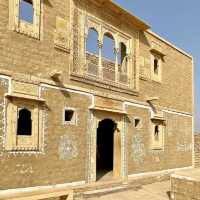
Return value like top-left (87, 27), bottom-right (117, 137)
top-left (95, 0), bottom-right (151, 31)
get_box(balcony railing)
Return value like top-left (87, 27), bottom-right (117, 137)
top-left (86, 52), bottom-right (129, 86)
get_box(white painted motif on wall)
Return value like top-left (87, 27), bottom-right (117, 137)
top-left (15, 164), bottom-right (34, 174)
top-left (177, 142), bottom-right (192, 152)
top-left (132, 134), bottom-right (145, 164)
top-left (59, 135), bottom-right (78, 160)
top-left (0, 79), bottom-right (9, 89)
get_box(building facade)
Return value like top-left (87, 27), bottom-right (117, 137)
top-left (0, 0), bottom-right (194, 190)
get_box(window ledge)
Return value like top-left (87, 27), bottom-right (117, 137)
top-left (151, 148), bottom-right (164, 151)
top-left (89, 106), bottom-right (127, 115)
top-left (70, 73), bottom-right (139, 96)
top-left (14, 26), bottom-right (40, 40)
top-left (11, 146), bottom-right (39, 151)
top-left (139, 76), bottom-right (150, 81)
top-left (151, 117), bottom-right (166, 122)
top-left (150, 48), bottom-right (166, 57)
top-left (5, 93), bottom-right (45, 102)
top-left (55, 44), bottom-right (70, 53)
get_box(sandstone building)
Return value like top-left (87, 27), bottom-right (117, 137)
top-left (0, 0), bottom-right (194, 195)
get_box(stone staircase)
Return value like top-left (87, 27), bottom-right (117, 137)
top-left (74, 179), bottom-right (142, 200)
top-left (74, 172), bottom-right (170, 200)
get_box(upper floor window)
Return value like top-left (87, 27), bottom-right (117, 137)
top-left (9, 0), bottom-right (42, 39)
top-left (154, 58), bottom-right (159, 75)
top-left (86, 28), bottom-right (99, 55)
top-left (118, 42), bottom-right (127, 65)
top-left (83, 17), bottom-right (134, 89)
top-left (102, 32), bottom-right (115, 62)
top-left (20, 0), bottom-right (34, 24)
top-left (151, 54), bottom-right (162, 82)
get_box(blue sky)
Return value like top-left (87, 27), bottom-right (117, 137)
top-left (113, 0), bottom-right (200, 132)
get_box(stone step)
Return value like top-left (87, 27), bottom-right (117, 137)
top-left (74, 179), bottom-right (124, 194)
top-left (83, 184), bottom-right (142, 199)
top-left (74, 170), bottom-right (171, 199)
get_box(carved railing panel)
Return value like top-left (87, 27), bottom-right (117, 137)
top-left (119, 73), bottom-right (128, 84)
top-left (86, 53), bottom-right (99, 76)
top-left (85, 55), bottom-right (129, 86)
top-left (102, 59), bottom-right (115, 82)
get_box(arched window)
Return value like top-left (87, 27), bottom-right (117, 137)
top-left (86, 28), bottom-right (99, 55)
top-left (17, 108), bottom-right (32, 136)
top-left (20, 0), bottom-right (34, 24)
top-left (118, 42), bottom-right (127, 65)
top-left (102, 32), bottom-right (115, 62)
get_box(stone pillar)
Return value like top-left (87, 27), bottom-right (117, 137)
top-left (115, 47), bottom-right (119, 82)
top-left (98, 40), bottom-right (103, 79)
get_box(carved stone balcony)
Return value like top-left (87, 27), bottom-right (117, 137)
top-left (86, 52), bottom-right (129, 86)
top-left (70, 53), bottom-right (137, 96)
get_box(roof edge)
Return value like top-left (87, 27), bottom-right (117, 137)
top-left (147, 30), bottom-right (193, 59)
top-left (108, 0), bottom-right (150, 31)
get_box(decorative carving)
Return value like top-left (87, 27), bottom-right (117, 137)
top-left (9, 0), bottom-right (42, 39)
top-left (54, 16), bottom-right (70, 52)
top-left (72, 8), bottom-right (79, 73)
top-left (132, 134), bottom-right (146, 164)
top-left (58, 135), bottom-right (78, 160)
top-left (0, 79), bottom-right (9, 89)
top-left (177, 142), bottom-right (192, 152)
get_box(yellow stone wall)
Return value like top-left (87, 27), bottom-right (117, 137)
top-left (0, 0), bottom-right (193, 189)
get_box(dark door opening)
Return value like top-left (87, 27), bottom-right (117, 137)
top-left (96, 119), bottom-right (116, 180)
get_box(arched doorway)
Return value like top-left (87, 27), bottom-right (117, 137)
top-left (96, 119), bottom-right (116, 180)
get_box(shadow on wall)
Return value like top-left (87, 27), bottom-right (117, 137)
top-left (51, 76), bottom-right (70, 98)
top-left (43, 0), bottom-right (53, 7)
top-left (140, 31), bottom-right (151, 47)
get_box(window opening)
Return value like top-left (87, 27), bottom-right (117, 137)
top-left (86, 28), bottom-right (99, 55)
top-left (154, 125), bottom-right (159, 141)
top-left (154, 59), bottom-right (159, 75)
top-left (64, 109), bottom-right (74, 122)
top-left (134, 118), bottom-right (142, 129)
top-left (20, 0), bottom-right (34, 24)
top-left (17, 108), bottom-right (32, 136)
top-left (102, 32), bottom-right (115, 62)
top-left (118, 42), bottom-right (127, 65)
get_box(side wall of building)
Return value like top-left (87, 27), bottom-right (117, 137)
top-left (126, 105), bottom-right (193, 176)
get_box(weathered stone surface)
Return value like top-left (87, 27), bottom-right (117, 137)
top-left (0, 0), bottom-right (193, 193)
top-left (171, 168), bottom-right (200, 200)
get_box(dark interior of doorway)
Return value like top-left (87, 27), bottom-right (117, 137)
top-left (96, 119), bottom-right (116, 181)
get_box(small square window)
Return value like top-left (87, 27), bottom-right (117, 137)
top-left (64, 108), bottom-right (77, 125)
top-left (134, 117), bottom-right (142, 129)
top-left (65, 110), bottom-right (74, 122)
top-left (20, 0), bottom-right (34, 24)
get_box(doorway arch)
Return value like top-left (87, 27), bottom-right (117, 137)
top-left (96, 118), bottom-right (117, 180)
